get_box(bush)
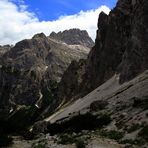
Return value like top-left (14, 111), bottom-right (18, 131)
top-left (32, 143), bottom-right (46, 148)
top-left (138, 125), bottom-right (148, 141)
top-left (0, 135), bottom-right (13, 147)
top-left (48, 113), bottom-right (112, 135)
top-left (132, 96), bottom-right (148, 109)
top-left (32, 139), bottom-right (47, 148)
top-left (127, 124), bottom-right (141, 133)
top-left (120, 138), bottom-right (145, 146)
top-left (90, 100), bottom-right (108, 111)
top-left (96, 114), bottom-right (112, 127)
top-left (75, 139), bottom-right (85, 148)
top-left (58, 134), bottom-right (75, 144)
top-left (58, 133), bottom-right (86, 148)
top-left (99, 130), bottom-right (124, 141)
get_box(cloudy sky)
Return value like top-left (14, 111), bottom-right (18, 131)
top-left (0, 0), bottom-right (117, 45)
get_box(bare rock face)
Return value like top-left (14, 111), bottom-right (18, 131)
top-left (118, 0), bottom-right (148, 83)
top-left (0, 33), bottom-right (50, 108)
top-left (50, 29), bottom-right (94, 48)
top-left (0, 32), bottom-right (89, 111)
top-left (57, 59), bottom-right (86, 104)
top-left (56, 0), bottom-right (148, 104)
top-left (0, 45), bottom-right (12, 57)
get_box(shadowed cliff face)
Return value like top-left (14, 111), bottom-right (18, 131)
top-left (57, 0), bottom-right (148, 104)
top-left (118, 0), bottom-right (148, 83)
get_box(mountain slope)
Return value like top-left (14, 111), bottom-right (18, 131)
top-left (41, 0), bottom-right (148, 146)
top-left (56, 0), bottom-right (148, 105)
top-left (0, 30), bottom-right (91, 132)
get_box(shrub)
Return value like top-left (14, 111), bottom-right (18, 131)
top-left (32, 139), bottom-right (47, 148)
top-left (0, 135), bottom-right (13, 147)
top-left (75, 139), bottom-right (85, 148)
top-left (138, 125), bottom-right (148, 141)
top-left (127, 123), bottom-right (141, 133)
top-left (99, 130), bottom-right (124, 141)
top-left (132, 96), bottom-right (148, 109)
top-left (58, 133), bottom-right (86, 148)
top-left (96, 114), bottom-right (112, 127)
top-left (120, 138), bottom-right (145, 146)
top-left (90, 100), bottom-right (108, 111)
top-left (58, 134), bottom-right (75, 144)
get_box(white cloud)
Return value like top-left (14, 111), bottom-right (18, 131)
top-left (0, 0), bottom-right (110, 45)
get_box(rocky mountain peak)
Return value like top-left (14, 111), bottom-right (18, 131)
top-left (0, 1), bottom-right (148, 147)
top-left (32, 33), bottom-right (47, 39)
top-left (0, 30), bottom-right (90, 109)
top-left (0, 45), bottom-right (12, 57)
top-left (56, 0), bottom-right (148, 104)
top-left (50, 28), bottom-right (94, 48)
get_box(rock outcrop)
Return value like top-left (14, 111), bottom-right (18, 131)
top-left (0, 45), bottom-right (12, 57)
top-left (0, 31), bottom-right (90, 123)
top-left (0, 0), bottom-right (148, 147)
top-left (50, 29), bottom-right (94, 48)
top-left (56, 0), bottom-right (148, 104)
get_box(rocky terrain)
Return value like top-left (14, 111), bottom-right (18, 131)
top-left (0, 0), bottom-right (148, 148)
top-left (56, 0), bottom-right (148, 105)
top-left (0, 30), bottom-right (91, 133)
top-left (0, 45), bottom-right (12, 57)
top-left (37, 0), bottom-right (148, 147)
top-left (50, 29), bottom-right (94, 48)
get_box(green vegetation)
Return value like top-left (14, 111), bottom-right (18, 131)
top-left (48, 113), bottom-right (112, 135)
top-left (138, 125), bottom-right (148, 141)
top-left (96, 114), bottom-right (112, 127)
top-left (30, 70), bottom-right (37, 80)
top-left (90, 100), bottom-right (108, 111)
top-left (1, 65), bottom-right (20, 75)
top-left (127, 123), bottom-right (141, 133)
top-left (58, 133), bottom-right (86, 148)
top-left (58, 133), bottom-right (76, 144)
top-left (75, 139), bottom-right (85, 148)
top-left (42, 80), bottom-right (57, 107)
top-left (115, 121), bottom-right (124, 129)
top-left (0, 135), bottom-right (13, 147)
top-left (120, 138), bottom-right (146, 146)
top-left (99, 130), bottom-right (124, 141)
top-left (32, 139), bottom-right (47, 148)
top-left (133, 96), bottom-right (148, 110)
top-left (7, 105), bottom-right (38, 131)
top-left (32, 143), bottom-right (46, 148)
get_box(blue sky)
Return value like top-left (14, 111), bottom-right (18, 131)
top-left (14, 0), bottom-right (117, 21)
top-left (0, 0), bottom-right (117, 45)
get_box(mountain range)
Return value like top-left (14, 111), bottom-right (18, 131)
top-left (0, 0), bottom-right (148, 148)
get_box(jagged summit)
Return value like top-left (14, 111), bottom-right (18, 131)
top-left (56, 0), bottom-right (148, 105)
top-left (0, 0), bottom-right (148, 147)
top-left (0, 45), bottom-right (12, 57)
top-left (50, 28), bottom-right (94, 48)
top-left (33, 33), bottom-right (47, 39)
top-left (0, 32), bottom-right (90, 108)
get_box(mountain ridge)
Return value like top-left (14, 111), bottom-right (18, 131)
top-left (55, 0), bottom-right (148, 106)
top-left (0, 30), bottom-right (91, 118)
top-left (0, 0), bottom-right (148, 147)
top-left (50, 28), bottom-right (94, 48)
